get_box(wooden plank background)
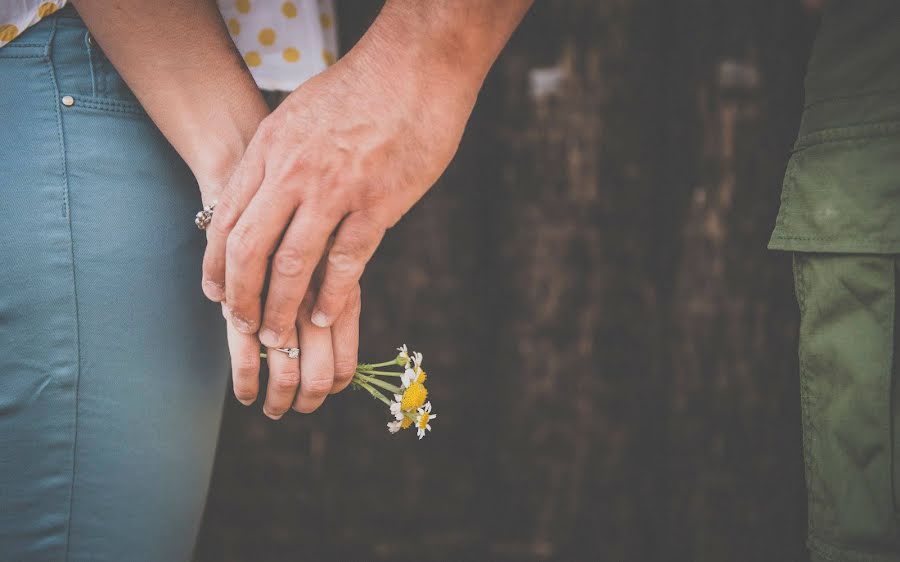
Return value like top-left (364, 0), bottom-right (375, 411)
top-left (195, 1), bottom-right (821, 560)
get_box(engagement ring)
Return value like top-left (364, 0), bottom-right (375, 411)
top-left (274, 347), bottom-right (300, 359)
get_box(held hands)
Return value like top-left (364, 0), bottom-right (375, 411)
top-left (199, 156), bottom-right (364, 418)
top-left (200, 45), bottom-right (477, 415)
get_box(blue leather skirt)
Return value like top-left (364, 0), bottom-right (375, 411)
top-left (0, 9), bottom-right (229, 561)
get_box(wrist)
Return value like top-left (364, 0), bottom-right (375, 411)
top-left (347, 5), bottom-right (485, 108)
top-left (188, 137), bottom-right (245, 204)
top-left (181, 99), bottom-right (269, 204)
top-left (353, 0), bottom-right (530, 104)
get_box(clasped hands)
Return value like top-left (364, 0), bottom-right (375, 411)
top-left (199, 49), bottom-right (474, 420)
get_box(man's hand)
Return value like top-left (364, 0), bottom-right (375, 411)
top-left (201, 0), bottom-right (531, 359)
top-left (203, 50), bottom-right (470, 347)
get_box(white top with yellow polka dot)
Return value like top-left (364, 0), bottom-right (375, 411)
top-left (0, 1), bottom-right (65, 46)
top-left (1, 0), bottom-right (338, 93)
top-left (219, 0), bottom-right (338, 92)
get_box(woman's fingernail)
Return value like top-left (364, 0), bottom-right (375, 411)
top-left (230, 311), bottom-right (255, 333)
top-left (311, 310), bottom-right (329, 328)
top-left (237, 397), bottom-right (255, 406)
top-left (263, 408), bottom-right (284, 420)
top-left (259, 327), bottom-right (279, 348)
top-left (203, 280), bottom-right (225, 301)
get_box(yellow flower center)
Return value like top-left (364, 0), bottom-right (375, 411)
top-left (417, 413), bottom-right (430, 430)
top-left (415, 369), bottom-right (427, 384)
top-left (400, 417), bottom-right (413, 429)
top-left (400, 383), bottom-right (427, 411)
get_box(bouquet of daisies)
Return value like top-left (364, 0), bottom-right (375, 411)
top-left (351, 345), bottom-right (436, 439)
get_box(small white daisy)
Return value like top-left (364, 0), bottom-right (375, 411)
top-left (396, 345), bottom-right (410, 367)
top-left (415, 402), bottom-right (436, 439)
top-left (401, 368), bottom-right (416, 388)
top-left (390, 394), bottom-right (405, 420)
top-left (411, 351), bottom-right (424, 370)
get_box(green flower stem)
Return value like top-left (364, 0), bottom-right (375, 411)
top-left (362, 359), bottom-right (403, 369)
top-left (355, 369), bottom-right (404, 377)
top-left (259, 355), bottom-right (399, 371)
top-left (354, 379), bottom-right (392, 406)
top-left (354, 373), bottom-right (402, 395)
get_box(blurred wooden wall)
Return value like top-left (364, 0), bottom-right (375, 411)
top-left (195, 1), bottom-right (819, 560)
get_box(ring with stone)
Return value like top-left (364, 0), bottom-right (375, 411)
top-left (195, 203), bottom-right (216, 230)
top-left (274, 347), bottom-right (300, 359)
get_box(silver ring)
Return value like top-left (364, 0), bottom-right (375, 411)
top-left (274, 347), bottom-right (300, 359)
top-left (195, 203), bottom-right (216, 230)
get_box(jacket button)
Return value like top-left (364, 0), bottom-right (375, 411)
top-left (61, 95), bottom-right (75, 107)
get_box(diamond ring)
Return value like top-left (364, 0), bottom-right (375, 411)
top-left (274, 347), bottom-right (300, 359)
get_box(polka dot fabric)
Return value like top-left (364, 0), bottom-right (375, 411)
top-left (0, 1), bottom-right (66, 47)
top-left (218, 0), bottom-right (339, 92)
top-left (1, 0), bottom-right (337, 94)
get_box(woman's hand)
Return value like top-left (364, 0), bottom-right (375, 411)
top-left (200, 0), bottom-right (532, 353)
top-left (226, 280), bottom-right (360, 418)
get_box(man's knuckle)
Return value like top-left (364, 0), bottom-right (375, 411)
top-left (357, 209), bottom-right (388, 234)
top-left (226, 226), bottom-right (258, 261)
top-left (361, 182), bottom-right (390, 206)
top-left (327, 249), bottom-right (363, 274)
top-left (273, 247), bottom-right (308, 278)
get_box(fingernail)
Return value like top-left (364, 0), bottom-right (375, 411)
top-left (203, 280), bottom-right (225, 301)
top-left (230, 310), bottom-right (255, 334)
top-left (263, 408), bottom-right (284, 420)
top-left (237, 397), bottom-right (255, 406)
top-left (311, 310), bottom-right (329, 328)
top-left (259, 327), bottom-right (279, 348)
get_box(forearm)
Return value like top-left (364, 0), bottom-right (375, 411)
top-left (348, 0), bottom-right (532, 103)
top-left (71, 0), bottom-right (269, 196)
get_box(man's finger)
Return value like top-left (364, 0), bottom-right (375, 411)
top-left (257, 208), bottom-right (338, 348)
top-left (330, 283), bottom-right (360, 394)
top-left (223, 179), bottom-right (302, 334)
top-left (309, 211), bottom-right (384, 328)
top-left (224, 304), bottom-right (260, 405)
top-left (263, 329), bottom-right (301, 420)
top-left (292, 297), bottom-right (335, 413)
top-left (201, 138), bottom-right (267, 302)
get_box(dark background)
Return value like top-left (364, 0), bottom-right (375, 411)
top-left (195, 1), bottom-right (821, 560)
